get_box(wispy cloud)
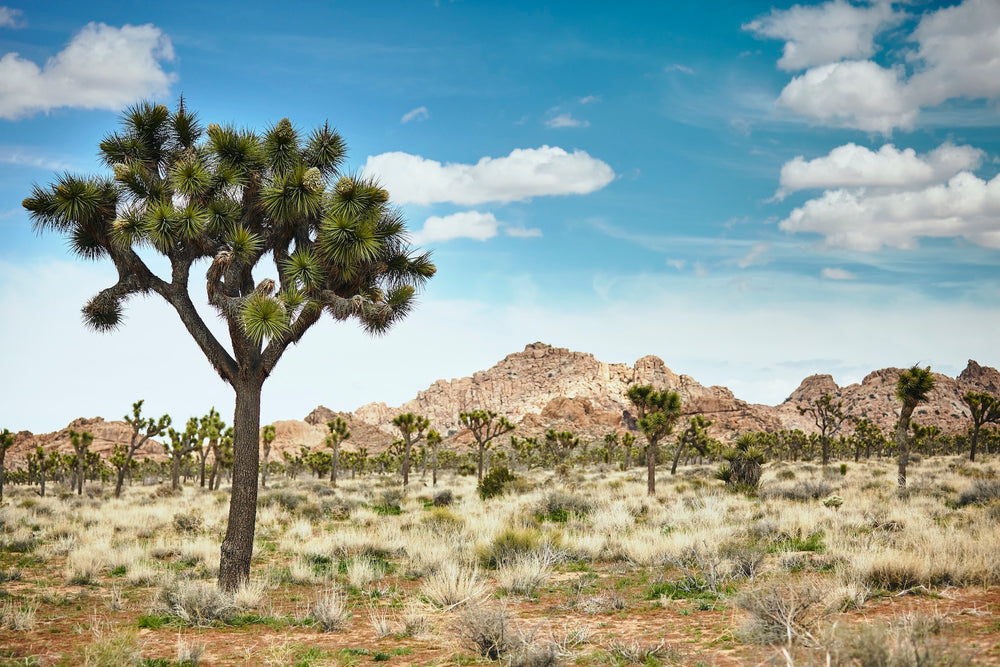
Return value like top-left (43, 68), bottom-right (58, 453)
top-left (822, 267), bottom-right (857, 280)
top-left (0, 147), bottom-right (76, 171)
top-left (0, 6), bottom-right (24, 28)
top-left (400, 105), bottom-right (429, 123)
top-left (665, 63), bottom-right (694, 75)
top-left (737, 242), bottom-right (771, 268)
top-left (546, 113), bottom-right (589, 128)
top-left (504, 225), bottom-right (542, 238)
top-left (0, 22), bottom-right (175, 120)
top-left (579, 94), bottom-right (601, 104)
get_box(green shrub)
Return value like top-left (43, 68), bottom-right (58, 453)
top-left (478, 527), bottom-right (543, 569)
top-left (432, 489), bottom-right (454, 506)
top-left (534, 491), bottom-right (591, 522)
top-left (478, 466), bottom-right (516, 500)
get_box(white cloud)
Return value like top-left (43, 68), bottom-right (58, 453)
top-left (777, 142), bottom-right (985, 198)
top-left (409, 211), bottom-right (544, 244)
top-left (744, 0), bottom-right (903, 71)
top-left (0, 22), bottom-right (175, 120)
top-left (0, 6), bottom-right (24, 28)
top-left (0, 146), bottom-right (76, 171)
top-left (400, 106), bottom-right (429, 123)
top-left (821, 267), bottom-right (857, 280)
top-left (665, 63), bottom-right (695, 75)
top-left (666, 258), bottom-right (686, 270)
top-left (780, 171), bottom-right (1000, 251)
top-left (410, 211), bottom-right (499, 244)
top-left (363, 146), bottom-right (615, 206)
top-left (759, 0), bottom-right (1000, 132)
top-left (504, 225), bottom-right (542, 238)
top-left (579, 95), bottom-right (600, 104)
top-left (546, 113), bottom-right (589, 128)
top-left (737, 242), bottom-right (770, 268)
top-left (776, 60), bottom-right (915, 133)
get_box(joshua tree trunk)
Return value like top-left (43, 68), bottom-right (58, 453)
top-left (896, 403), bottom-right (915, 489)
top-left (219, 379), bottom-right (262, 591)
top-left (646, 443), bottom-right (656, 496)
top-left (329, 441), bottom-right (339, 487)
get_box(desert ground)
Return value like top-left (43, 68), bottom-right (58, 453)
top-left (1, 456), bottom-right (999, 666)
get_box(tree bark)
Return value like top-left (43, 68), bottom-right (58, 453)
top-left (477, 441), bottom-right (485, 482)
top-left (970, 423), bottom-right (980, 462)
top-left (896, 403), bottom-right (915, 488)
top-left (219, 378), bottom-right (262, 591)
top-left (646, 442), bottom-right (656, 496)
top-left (329, 441), bottom-right (338, 487)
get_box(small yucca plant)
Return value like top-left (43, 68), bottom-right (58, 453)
top-left (717, 433), bottom-right (766, 494)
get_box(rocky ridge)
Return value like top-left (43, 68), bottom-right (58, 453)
top-left (9, 343), bottom-right (999, 459)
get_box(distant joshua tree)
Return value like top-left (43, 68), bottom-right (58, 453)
top-left (626, 385), bottom-right (682, 496)
top-left (260, 424), bottom-right (276, 488)
top-left (962, 391), bottom-right (1000, 462)
top-left (325, 417), bottom-right (351, 487)
top-left (165, 418), bottom-right (200, 491)
top-left (797, 392), bottom-right (845, 465)
top-left (117, 400), bottom-right (171, 498)
top-left (68, 429), bottom-right (94, 495)
top-left (0, 429), bottom-right (15, 501)
top-left (392, 413), bottom-right (429, 487)
top-left (895, 365), bottom-right (935, 488)
top-left (672, 415), bottom-right (712, 475)
top-left (459, 410), bottom-right (515, 482)
top-left (426, 430), bottom-right (442, 485)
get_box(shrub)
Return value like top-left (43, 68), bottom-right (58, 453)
top-left (432, 489), bottom-right (454, 506)
top-left (421, 562), bottom-right (487, 608)
top-left (172, 510), bottom-right (203, 533)
top-left (534, 491), bottom-right (592, 522)
top-left (478, 526), bottom-right (543, 569)
top-left (157, 579), bottom-right (239, 626)
top-left (496, 549), bottom-right (557, 597)
top-left (823, 614), bottom-right (971, 666)
top-left (0, 600), bottom-right (38, 631)
top-left (308, 588), bottom-right (351, 632)
top-left (761, 479), bottom-right (834, 502)
top-left (79, 625), bottom-right (143, 667)
top-left (736, 580), bottom-right (830, 645)
top-left (478, 466), bottom-right (516, 500)
top-left (453, 603), bottom-right (518, 660)
top-left (956, 479), bottom-right (1000, 507)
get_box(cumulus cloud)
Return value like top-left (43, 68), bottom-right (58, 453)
top-left (0, 7), bottom-right (24, 28)
top-left (744, 0), bottom-right (903, 71)
top-left (779, 171), bottom-right (1000, 251)
top-left (775, 60), bottom-right (915, 133)
top-left (777, 142), bottom-right (984, 198)
top-left (409, 211), bottom-right (543, 244)
top-left (401, 106), bottom-right (429, 123)
top-left (363, 145), bottom-right (615, 206)
top-left (410, 211), bottom-right (499, 244)
top-left (821, 267), bottom-right (857, 280)
top-left (755, 0), bottom-right (1000, 132)
top-left (0, 22), bottom-right (175, 119)
top-left (546, 113), bottom-right (589, 128)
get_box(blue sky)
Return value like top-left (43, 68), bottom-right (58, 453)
top-left (2, 0), bottom-right (999, 431)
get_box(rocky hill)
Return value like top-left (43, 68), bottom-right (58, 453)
top-left (10, 344), bottom-right (998, 460)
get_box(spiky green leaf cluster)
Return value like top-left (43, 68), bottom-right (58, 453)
top-left (24, 98), bottom-right (435, 352)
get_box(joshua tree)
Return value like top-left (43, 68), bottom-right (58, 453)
top-left (626, 385), bottom-right (682, 495)
top-left (672, 415), bottom-right (712, 475)
top-left (603, 432), bottom-right (619, 465)
top-left (851, 418), bottom-right (887, 460)
top-left (621, 432), bottom-right (636, 469)
top-left (426, 430), bottom-right (442, 485)
top-left (962, 391), bottom-right (1000, 462)
top-left (67, 429), bottom-right (94, 495)
top-left (895, 365), bottom-right (935, 488)
top-left (391, 413), bottom-right (428, 487)
top-left (24, 100), bottom-right (434, 590)
top-left (195, 408), bottom-right (223, 487)
top-left (282, 447), bottom-right (306, 479)
top-left (117, 400), bottom-right (171, 498)
top-left (325, 417), bottom-right (351, 487)
top-left (717, 433), bottom-right (766, 493)
top-left (543, 429), bottom-right (579, 467)
top-left (797, 392), bottom-right (845, 465)
top-left (165, 418), bottom-right (200, 491)
top-left (459, 410), bottom-right (516, 482)
top-left (260, 424), bottom-right (276, 488)
top-left (208, 426), bottom-right (233, 491)
top-left (305, 448), bottom-right (332, 478)
top-left (0, 429), bottom-right (15, 501)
